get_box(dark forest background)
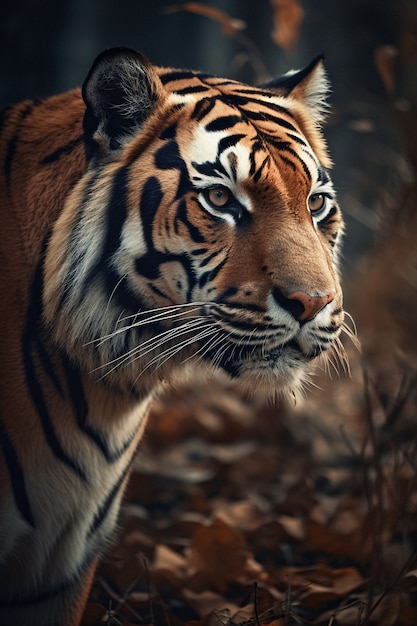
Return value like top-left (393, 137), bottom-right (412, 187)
top-left (2, 2), bottom-right (417, 624)
top-left (1, 0), bottom-right (415, 271)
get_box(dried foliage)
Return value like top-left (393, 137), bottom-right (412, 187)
top-left (81, 5), bottom-right (417, 625)
top-left (161, 3), bottom-right (246, 37)
top-left (270, 0), bottom-right (304, 53)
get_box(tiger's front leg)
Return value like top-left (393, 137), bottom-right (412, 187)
top-left (0, 388), bottom-right (153, 626)
top-left (0, 564), bottom-right (98, 626)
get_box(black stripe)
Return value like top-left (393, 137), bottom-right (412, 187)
top-left (191, 158), bottom-right (229, 180)
top-left (216, 133), bottom-right (246, 157)
top-left (191, 97), bottom-right (216, 122)
top-left (215, 318), bottom-right (267, 333)
top-left (174, 85), bottom-right (210, 95)
top-left (160, 69), bottom-right (208, 84)
top-left (213, 89), bottom-right (283, 112)
top-left (213, 301), bottom-right (267, 315)
top-left (317, 205), bottom-right (338, 227)
top-left (266, 138), bottom-right (311, 181)
top-left (243, 108), bottom-right (297, 133)
top-left (288, 132), bottom-right (308, 147)
top-left (205, 115), bottom-right (243, 132)
top-left (154, 139), bottom-right (190, 201)
top-left (176, 199), bottom-right (206, 243)
top-left (94, 165), bottom-right (130, 266)
top-left (265, 138), bottom-right (312, 181)
top-left (87, 459), bottom-right (133, 539)
top-left (136, 249), bottom-right (197, 301)
top-left (230, 87), bottom-right (275, 97)
top-left (317, 166), bottom-right (331, 184)
top-left (253, 155), bottom-right (270, 183)
top-left (0, 424), bottom-right (35, 528)
top-left (154, 139), bottom-right (181, 170)
top-left (160, 124), bottom-right (177, 140)
top-left (23, 260), bottom-right (88, 482)
top-left (91, 174), bottom-right (150, 317)
top-left (135, 176), bottom-right (168, 281)
top-left (217, 286), bottom-right (238, 299)
top-left (198, 255), bottom-right (228, 288)
top-left (199, 248), bottom-right (223, 268)
top-left (148, 282), bottom-right (172, 301)
top-left (317, 325), bottom-right (338, 334)
top-left (40, 136), bottom-right (83, 165)
top-left (279, 154), bottom-right (296, 172)
top-left (61, 353), bottom-right (135, 463)
top-left (205, 79), bottom-right (239, 88)
top-left (140, 176), bottom-right (163, 248)
top-left (236, 95), bottom-right (295, 119)
top-left (81, 165), bottom-right (130, 292)
top-left (35, 327), bottom-right (64, 397)
top-left (248, 139), bottom-right (265, 177)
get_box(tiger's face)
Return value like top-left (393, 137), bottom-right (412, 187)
top-left (43, 48), bottom-right (344, 400)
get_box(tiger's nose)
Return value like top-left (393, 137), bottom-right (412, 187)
top-left (272, 288), bottom-right (335, 322)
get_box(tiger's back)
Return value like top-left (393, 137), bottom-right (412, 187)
top-left (0, 92), bottom-right (86, 443)
top-left (0, 48), bottom-right (344, 625)
top-left (0, 91), bottom-right (85, 512)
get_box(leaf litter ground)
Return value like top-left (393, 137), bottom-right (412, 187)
top-left (82, 337), bottom-right (417, 625)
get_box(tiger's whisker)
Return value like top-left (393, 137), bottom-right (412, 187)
top-left (90, 306), bottom-right (205, 347)
top-left (94, 318), bottom-right (213, 377)
top-left (105, 274), bottom-right (128, 314)
top-left (117, 301), bottom-right (213, 324)
top-left (132, 325), bottom-right (219, 383)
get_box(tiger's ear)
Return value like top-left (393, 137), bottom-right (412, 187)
top-left (262, 55), bottom-right (330, 126)
top-left (82, 47), bottom-right (164, 157)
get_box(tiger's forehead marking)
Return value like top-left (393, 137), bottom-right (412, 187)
top-left (185, 118), bottom-right (255, 186)
top-left (165, 84), bottom-right (323, 195)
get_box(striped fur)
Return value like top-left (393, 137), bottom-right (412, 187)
top-left (0, 48), bottom-right (344, 625)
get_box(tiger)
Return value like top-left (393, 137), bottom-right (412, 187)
top-left (0, 47), bottom-right (344, 625)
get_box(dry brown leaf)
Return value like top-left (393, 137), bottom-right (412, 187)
top-left (188, 518), bottom-right (249, 591)
top-left (375, 45), bottom-right (398, 95)
top-left (274, 564), bottom-right (363, 597)
top-left (304, 518), bottom-right (372, 562)
top-left (153, 544), bottom-right (188, 574)
top-left (162, 3), bottom-right (246, 37)
top-left (270, 0), bottom-right (304, 52)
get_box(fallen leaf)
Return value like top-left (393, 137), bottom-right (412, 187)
top-left (188, 518), bottom-right (249, 591)
top-left (270, 0), bottom-right (304, 52)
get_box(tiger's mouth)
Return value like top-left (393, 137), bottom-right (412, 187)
top-left (201, 337), bottom-right (319, 380)
top-left (259, 339), bottom-right (320, 364)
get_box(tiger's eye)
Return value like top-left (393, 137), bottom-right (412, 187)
top-left (308, 193), bottom-right (325, 214)
top-left (208, 186), bottom-right (230, 207)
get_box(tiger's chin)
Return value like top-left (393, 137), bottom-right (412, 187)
top-left (222, 345), bottom-right (314, 403)
top-left (169, 342), bottom-right (315, 405)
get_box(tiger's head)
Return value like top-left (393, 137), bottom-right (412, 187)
top-left (43, 47), bottom-right (345, 401)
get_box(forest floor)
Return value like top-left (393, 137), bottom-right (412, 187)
top-left (82, 315), bottom-right (417, 626)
